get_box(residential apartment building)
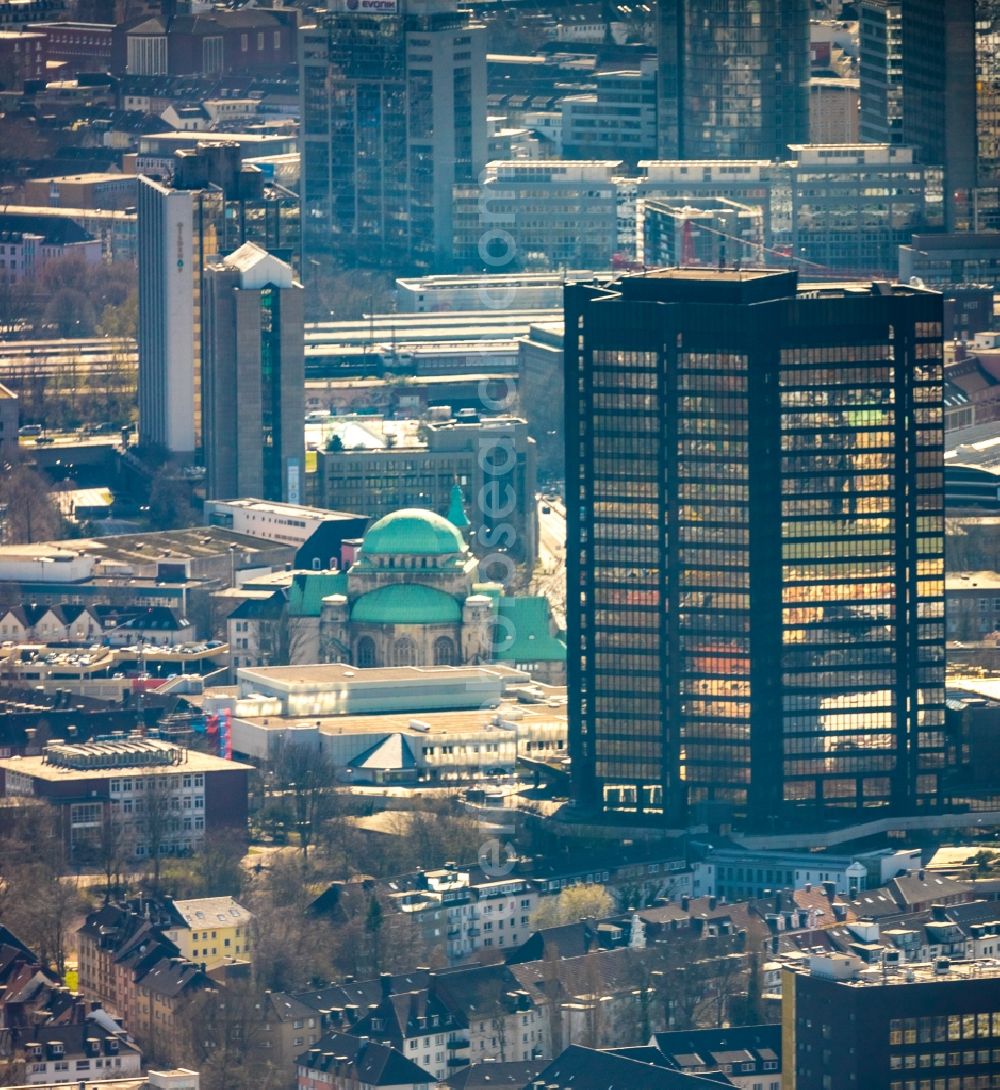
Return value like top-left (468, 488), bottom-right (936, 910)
top-left (24, 20), bottom-right (112, 74)
top-left (566, 269), bottom-right (947, 830)
top-left (160, 896), bottom-right (253, 970)
top-left (76, 901), bottom-right (215, 1063)
top-left (202, 243), bottom-right (304, 503)
top-left (0, 204), bottom-right (136, 261)
top-left (296, 1033), bottom-right (434, 1090)
top-left (0, 215), bottom-right (101, 284)
top-left (299, 0), bottom-right (486, 272)
top-left (0, 28), bottom-right (46, 85)
top-left (656, 0), bottom-right (809, 160)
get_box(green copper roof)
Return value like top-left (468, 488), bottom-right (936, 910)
top-left (493, 597), bottom-right (567, 663)
top-left (351, 584), bottom-right (462, 625)
top-left (361, 508), bottom-right (466, 556)
top-left (288, 571), bottom-right (348, 617)
top-left (447, 483), bottom-right (471, 529)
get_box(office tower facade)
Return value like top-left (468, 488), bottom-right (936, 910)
top-left (783, 957), bottom-right (1000, 1090)
top-left (137, 142), bottom-right (299, 455)
top-left (639, 198), bottom-right (765, 268)
top-left (566, 270), bottom-right (947, 831)
top-left (656, 0), bottom-right (810, 161)
top-left (453, 161), bottom-right (623, 270)
top-left (787, 144), bottom-right (942, 274)
top-left (859, 0), bottom-right (903, 145)
top-left (202, 243), bottom-right (304, 503)
top-left (299, 0), bottom-right (486, 272)
top-left (137, 178), bottom-right (198, 454)
top-left (900, 0), bottom-right (977, 231)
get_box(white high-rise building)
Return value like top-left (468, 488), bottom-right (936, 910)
top-left (137, 178), bottom-right (197, 454)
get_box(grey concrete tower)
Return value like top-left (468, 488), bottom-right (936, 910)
top-left (202, 243), bottom-right (304, 503)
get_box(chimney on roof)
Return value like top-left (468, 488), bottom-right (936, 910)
top-left (804, 882), bottom-right (812, 893)
top-left (931, 904), bottom-right (948, 921)
top-left (345, 1004), bottom-right (359, 1024)
top-left (708, 896), bottom-right (717, 910)
top-left (680, 896), bottom-right (690, 912)
top-left (380, 972), bottom-right (392, 997)
top-left (919, 870), bottom-right (926, 881)
top-left (822, 881), bottom-right (836, 900)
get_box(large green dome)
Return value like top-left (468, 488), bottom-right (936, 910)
top-left (352, 584), bottom-right (462, 625)
top-left (361, 508), bottom-right (466, 557)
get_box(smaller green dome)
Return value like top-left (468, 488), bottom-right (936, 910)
top-left (352, 584), bottom-right (462, 625)
top-left (362, 508), bottom-right (466, 557)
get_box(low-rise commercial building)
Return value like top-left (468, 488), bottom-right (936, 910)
top-left (395, 272), bottom-right (602, 313)
top-left (204, 662), bottom-right (567, 781)
top-left (900, 232), bottom-right (1000, 288)
top-left (0, 737), bottom-right (251, 863)
top-left (204, 499), bottom-right (368, 569)
top-left (23, 171), bottom-right (135, 210)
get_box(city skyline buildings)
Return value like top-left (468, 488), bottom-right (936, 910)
top-left (566, 268), bottom-right (947, 832)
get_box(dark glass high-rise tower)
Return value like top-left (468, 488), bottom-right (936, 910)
top-left (656, 0), bottom-right (810, 160)
top-left (299, 0), bottom-right (486, 272)
top-left (859, 0), bottom-right (903, 145)
top-left (566, 270), bottom-right (948, 831)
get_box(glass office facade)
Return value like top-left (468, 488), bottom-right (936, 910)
top-left (299, 1), bottom-right (485, 271)
top-left (566, 270), bottom-right (948, 830)
top-left (657, 0), bottom-right (810, 160)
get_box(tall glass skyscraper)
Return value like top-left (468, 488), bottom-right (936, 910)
top-left (657, 0), bottom-right (810, 160)
top-left (566, 270), bottom-right (948, 831)
top-left (299, 0), bottom-right (486, 272)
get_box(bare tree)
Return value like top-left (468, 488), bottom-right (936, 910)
top-left (270, 740), bottom-right (338, 857)
top-left (92, 806), bottom-right (134, 903)
top-left (0, 464), bottom-right (61, 543)
top-left (183, 978), bottom-right (287, 1090)
top-left (136, 775), bottom-right (177, 889)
